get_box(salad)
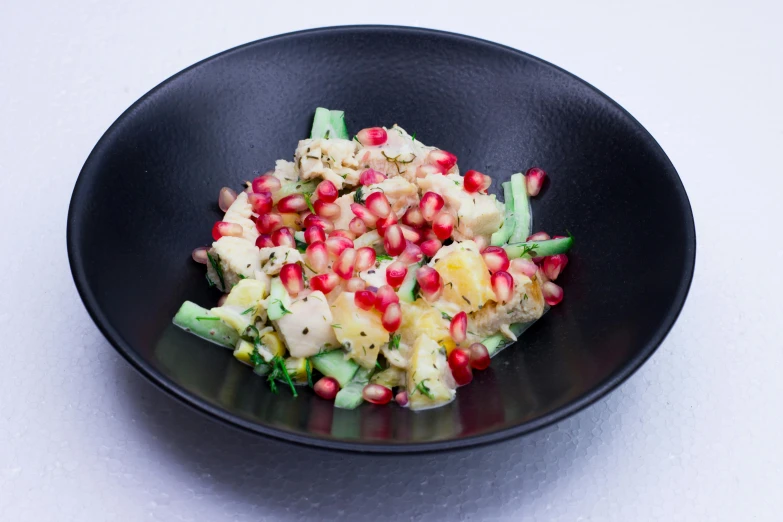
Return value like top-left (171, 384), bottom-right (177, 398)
top-left (173, 108), bottom-right (573, 410)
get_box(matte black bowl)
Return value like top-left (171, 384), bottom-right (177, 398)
top-left (67, 26), bottom-right (695, 452)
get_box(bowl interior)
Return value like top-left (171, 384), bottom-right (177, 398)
top-left (68, 27), bottom-right (695, 452)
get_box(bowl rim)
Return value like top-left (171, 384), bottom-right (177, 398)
top-left (67, 24), bottom-right (697, 453)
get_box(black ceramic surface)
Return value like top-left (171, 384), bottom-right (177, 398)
top-left (67, 26), bottom-right (695, 452)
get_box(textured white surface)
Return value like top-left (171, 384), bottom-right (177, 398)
top-left (1, 1), bottom-right (782, 520)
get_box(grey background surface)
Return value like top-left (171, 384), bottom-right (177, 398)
top-left (1, 1), bottom-right (781, 520)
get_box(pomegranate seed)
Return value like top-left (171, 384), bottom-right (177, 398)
top-left (218, 187), bottom-right (237, 212)
top-left (374, 285), bottom-right (400, 312)
top-left (255, 213), bottom-right (283, 234)
top-left (248, 191), bottom-right (273, 214)
top-left (217, 294), bottom-right (228, 307)
top-left (191, 246), bottom-right (209, 264)
top-left (383, 225), bottom-right (406, 256)
top-left (355, 247), bottom-right (377, 272)
top-left (526, 167), bottom-right (547, 197)
top-left (399, 225), bottom-right (422, 243)
top-left (385, 261), bottom-right (408, 288)
top-left (363, 383), bottom-right (393, 404)
top-left (416, 266), bottom-right (443, 301)
top-left (365, 192), bottom-right (391, 218)
top-left (356, 127), bottom-right (388, 147)
top-left (359, 168), bottom-right (386, 186)
top-left (315, 180), bottom-right (338, 203)
top-left (480, 175), bottom-right (492, 192)
top-left (420, 239), bottom-right (442, 258)
top-left (419, 192), bottom-right (445, 221)
top-left (304, 225), bottom-right (326, 244)
top-left (510, 258), bottom-right (538, 278)
top-left (474, 235), bottom-right (488, 251)
top-left (277, 194), bottom-right (308, 213)
top-left (354, 290), bottom-right (376, 310)
top-left (463, 170), bottom-right (485, 193)
top-left (280, 263), bottom-right (304, 296)
top-left (325, 236), bottom-right (354, 258)
top-left (346, 277), bottom-right (366, 292)
top-left (310, 272), bottom-right (341, 294)
top-left (329, 229), bottom-right (356, 241)
top-left (399, 242), bottom-right (424, 265)
top-left (271, 227), bottom-right (295, 248)
top-left (419, 228), bottom-right (439, 243)
top-left (491, 271), bottom-right (514, 303)
top-left (401, 207), bottom-right (425, 228)
top-left (431, 212), bottom-right (455, 240)
top-left (417, 164), bottom-right (441, 178)
top-left (450, 312), bottom-right (468, 344)
top-left (349, 217), bottom-right (368, 235)
top-left (351, 204), bottom-right (378, 228)
top-left (375, 212), bottom-right (398, 237)
top-left (542, 281), bottom-right (564, 306)
top-left (314, 377), bottom-right (339, 400)
top-left (552, 235), bottom-right (568, 239)
top-left (395, 391), bottom-right (409, 407)
top-left (451, 364), bottom-right (474, 386)
top-left (481, 246), bottom-right (510, 273)
top-left (313, 200), bottom-right (341, 220)
top-left (448, 348), bottom-right (470, 371)
top-left (333, 248), bottom-right (357, 279)
top-left (255, 234), bottom-right (274, 249)
top-left (252, 175), bottom-right (281, 194)
top-left (543, 254), bottom-right (569, 281)
top-left (304, 214), bottom-right (334, 233)
top-left (468, 343), bottom-right (491, 370)
top-left (527, 231), bottom-right (551, 242)
top-left (212, 221), bottom-right (243, 240)
top-left (428, 149), bottom-right (458, 174)
top-left (306, 241), bottom-right (329, 272)
top-left (382, 302), bottom-right (402, 332)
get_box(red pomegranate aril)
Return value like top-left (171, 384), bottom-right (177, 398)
top-left (395, 391), bottom-right (409, 407)
top-left (416, 164), bottom-right (441, 178)
top-left (419, 192), bottom-right (445, 221)
top-left (382, 302), bottom-right (402, 332)
top-left (428, 149), bottom-right (458, 174)
top-left (491, 271), bottom-right (514, 303)
top-left (252, 175), bottom-right (281, 194)
top-left (374, 285), bottom-right (400, 312)
top-left (419, 228), bottom-right (439, 243)
top-left (543, 254), bottom-right (569, 281)
top-left (333, 248), bottom-right (357, 279)
top-left (468, 343), bottom-right (491, 370)
top-left (399, 225), bottom-right (422, 243)
top-left (474, 235), bottom-right (488, 251)
top-left (306, 241), bottom-right (329, 272)
top-left (355, 247), bottom-right (377, 272)
top-left (313, 200), bottom-right (342, 220)
top-left (481, 246), bottom-right (510, 273)
top-left (248, 191), bottom-right (273, 214)
top-left (277, 194), bottom-right (308, 213)
top-left (359, 168), bottom-right (386, 186)
top-left (365, 192), bottom-right (392, 218)
top-left (191, 246), bottom-right (209, 264)
top-left (314, 377), bottom-right (340, 400)
top-left (542, 281), bottom-right (564, 306)
top-left (363, 383), bottom-right (393, 405)
top-left (255, 234), bottom-right (274, 249)
top-left (448, 348), bottom-right (470, 371)
top-left (401, 206), bottom-right (425, 228)
top-left (218, 187), bottom-right (237, 212)
top-left (315, 180), bottom-right (338, 203)
top-left (212, 221), bottom-right (243, 240)
top-left (526, 167), bottom-right (547, 197)
top-left (386, 261), bottom-right (408, 288)
top-left (375, 212), bottom-right (398, 237)
top-left (432, 212), bottom-right (455, 240)
top-left (271, 227), bottom-right (295, 248)
top-left (280, 263), bottom-right (304, 296)
top-left (399, 242), bottom-right (424, 265)
top-left (304, 214), bottom-right (334, 233)
top-left (354, 290), bottom-right (376, 310)
top-left (383, 225), bottom-right (406, 256)
top-left (350, 203), bottom-right (378, 227)
top-left (451, 364), bottom-right (474, 386)
top-left (463, 170), bottom-right (485, 193)
top-left (346, 277), bottom-right (366, 292)
top-left (310, 272), bottom-right (341, 294)
top-left (304, 225), bottom-right (327, 244)
top-left (479, 174), bottom-right (492, 192)
top-left (510, 258), bottom-right (538, 278)
top-left (349, 217), bottom-right (368, 235)
top-left (416, 266), bottom-right (443, 301)
top-left (356, 127), bottom-right (388, 147)
top-left (527, 231), bottom-right (551, 242)
top-left (256, 213), bottom-right (283, 234)
top-left (420, 239), bottom-right (442, 258)
top-left (325, 236), bottom-right (354, 258)
top-left (329, 229), bottom-right (356, 241)
top-left (450, 312), bottom-right (468, 344)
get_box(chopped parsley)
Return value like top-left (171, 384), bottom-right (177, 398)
top-left (303, 192), bottom-right (315, 214)
top-left (440, 311), bottom-right (453, 321)
top-left (523, 293), bottom-right (528, 301)
top-left (411, 132), bottom-right (417, 141)
top-left (237, 274), bottom-right (247, 279)
top-left (354, 186), bottom-right (365, 204)
top-left (415, 379), bottom-right (434, 400)
top-left (520, 243), bottom-right (539, 258)
top-left (331, 324), bottom-right (342, 329)
top-left (205, 273), bottom-right (215, 287)
top-left (249, 342), bottom-right (266, 367)
top-left (375, 361), bottom-right (382, 370)
top-left (389, 333), bottom-right (401, 350)
top-left (206, 252), bottom-right (225, 289)
top-left (295, 238), bottom-right (308, 253)
top-left (376, 253), bottom-right (393, 261)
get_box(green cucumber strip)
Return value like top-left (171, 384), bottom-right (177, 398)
top-left (490, 181), bottom-right (517, 246)
top-left (172, 301), bottom-right (238, 349)
top-left (329, 110), bottom-right (349, 140)
top-left (398, 261), bottom-right (423, 303)
top-left (272, 180), bottom-right (317, 204)
top-left (503, 236), bottom-right (574, 259)
top-left (482, 316), bottom-right (544, 357)
top-left (334, 367), bottom-right (372, 410)
top-left (309, 108), bottom-right (349, 140)
top-left (267, 277), bottom-right (291, 321)
top-left (310, 350), bottom-right (360, 387)
top-left (508, 173), bottom-right (531, 243)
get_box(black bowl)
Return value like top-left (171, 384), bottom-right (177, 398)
top-left (67, 26), bottom-right (695, 452)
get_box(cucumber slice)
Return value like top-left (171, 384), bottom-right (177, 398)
top-left (398, 261), bottom-right (423, 303)
top-left (503, 236), bottom-right (574, 259)
top-left (309, 107), bottom-right (349, 140)
top-left (482, 319), bottom-right (541, 357)
top-left (267, 277), bottom-right (291, 321)
top-left (272, 180), bottom-right (317, 204)
top-left (508, 173), bottom-right (531, 244)
top-left (490, 181), bottom-right (517, 246)
top-left (328, 110), bottom-right (349, 140)
top-left (310, 350), bottom-right (360, 387)
top-left (334, 367), bottom-right (371, 409)
top-left (172, 301), bottom-right (238, 349)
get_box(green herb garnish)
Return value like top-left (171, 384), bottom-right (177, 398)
top-left (195, 316), bottom-right (220, 321)
top-left (305, 358), bottom-right (313, 388)
top-left (415, 379), bottom-right (434, 400)
top-left (375, 253), bottom-right (393, 261)
top-left (295, 238), bottom-right (308, 253)
top-left (354, 186), bottom-right (365, 204)
top-left (240, 306), bottom-right (256, 315)
top-left (375, 361), bottom-right (382, 370)
top-left (205, 273), bottom-right (215, 287)
top-left (331, 324), bottom-right (342, 329)
top-left (520, 243), bottom-right (539, 258)
top-left (411, 132), bottom-right (417, 141)
top-left (303, 192), bottom-right (315, 213)
top-left (250, 341), bottom-right (266, 367)
top-left (439, 311), bottom-right (453, 321)
top-left (267, 356), bottom-right (297, 397)
top-left (389, 333), bottom-right (401, 350)
top-left (206, 252), bottom-right (225, 289)
top-left (271, 300), bottom-right (292, 316)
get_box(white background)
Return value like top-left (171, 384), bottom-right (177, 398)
top-left (1, 1), bottom-right (782, 520)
